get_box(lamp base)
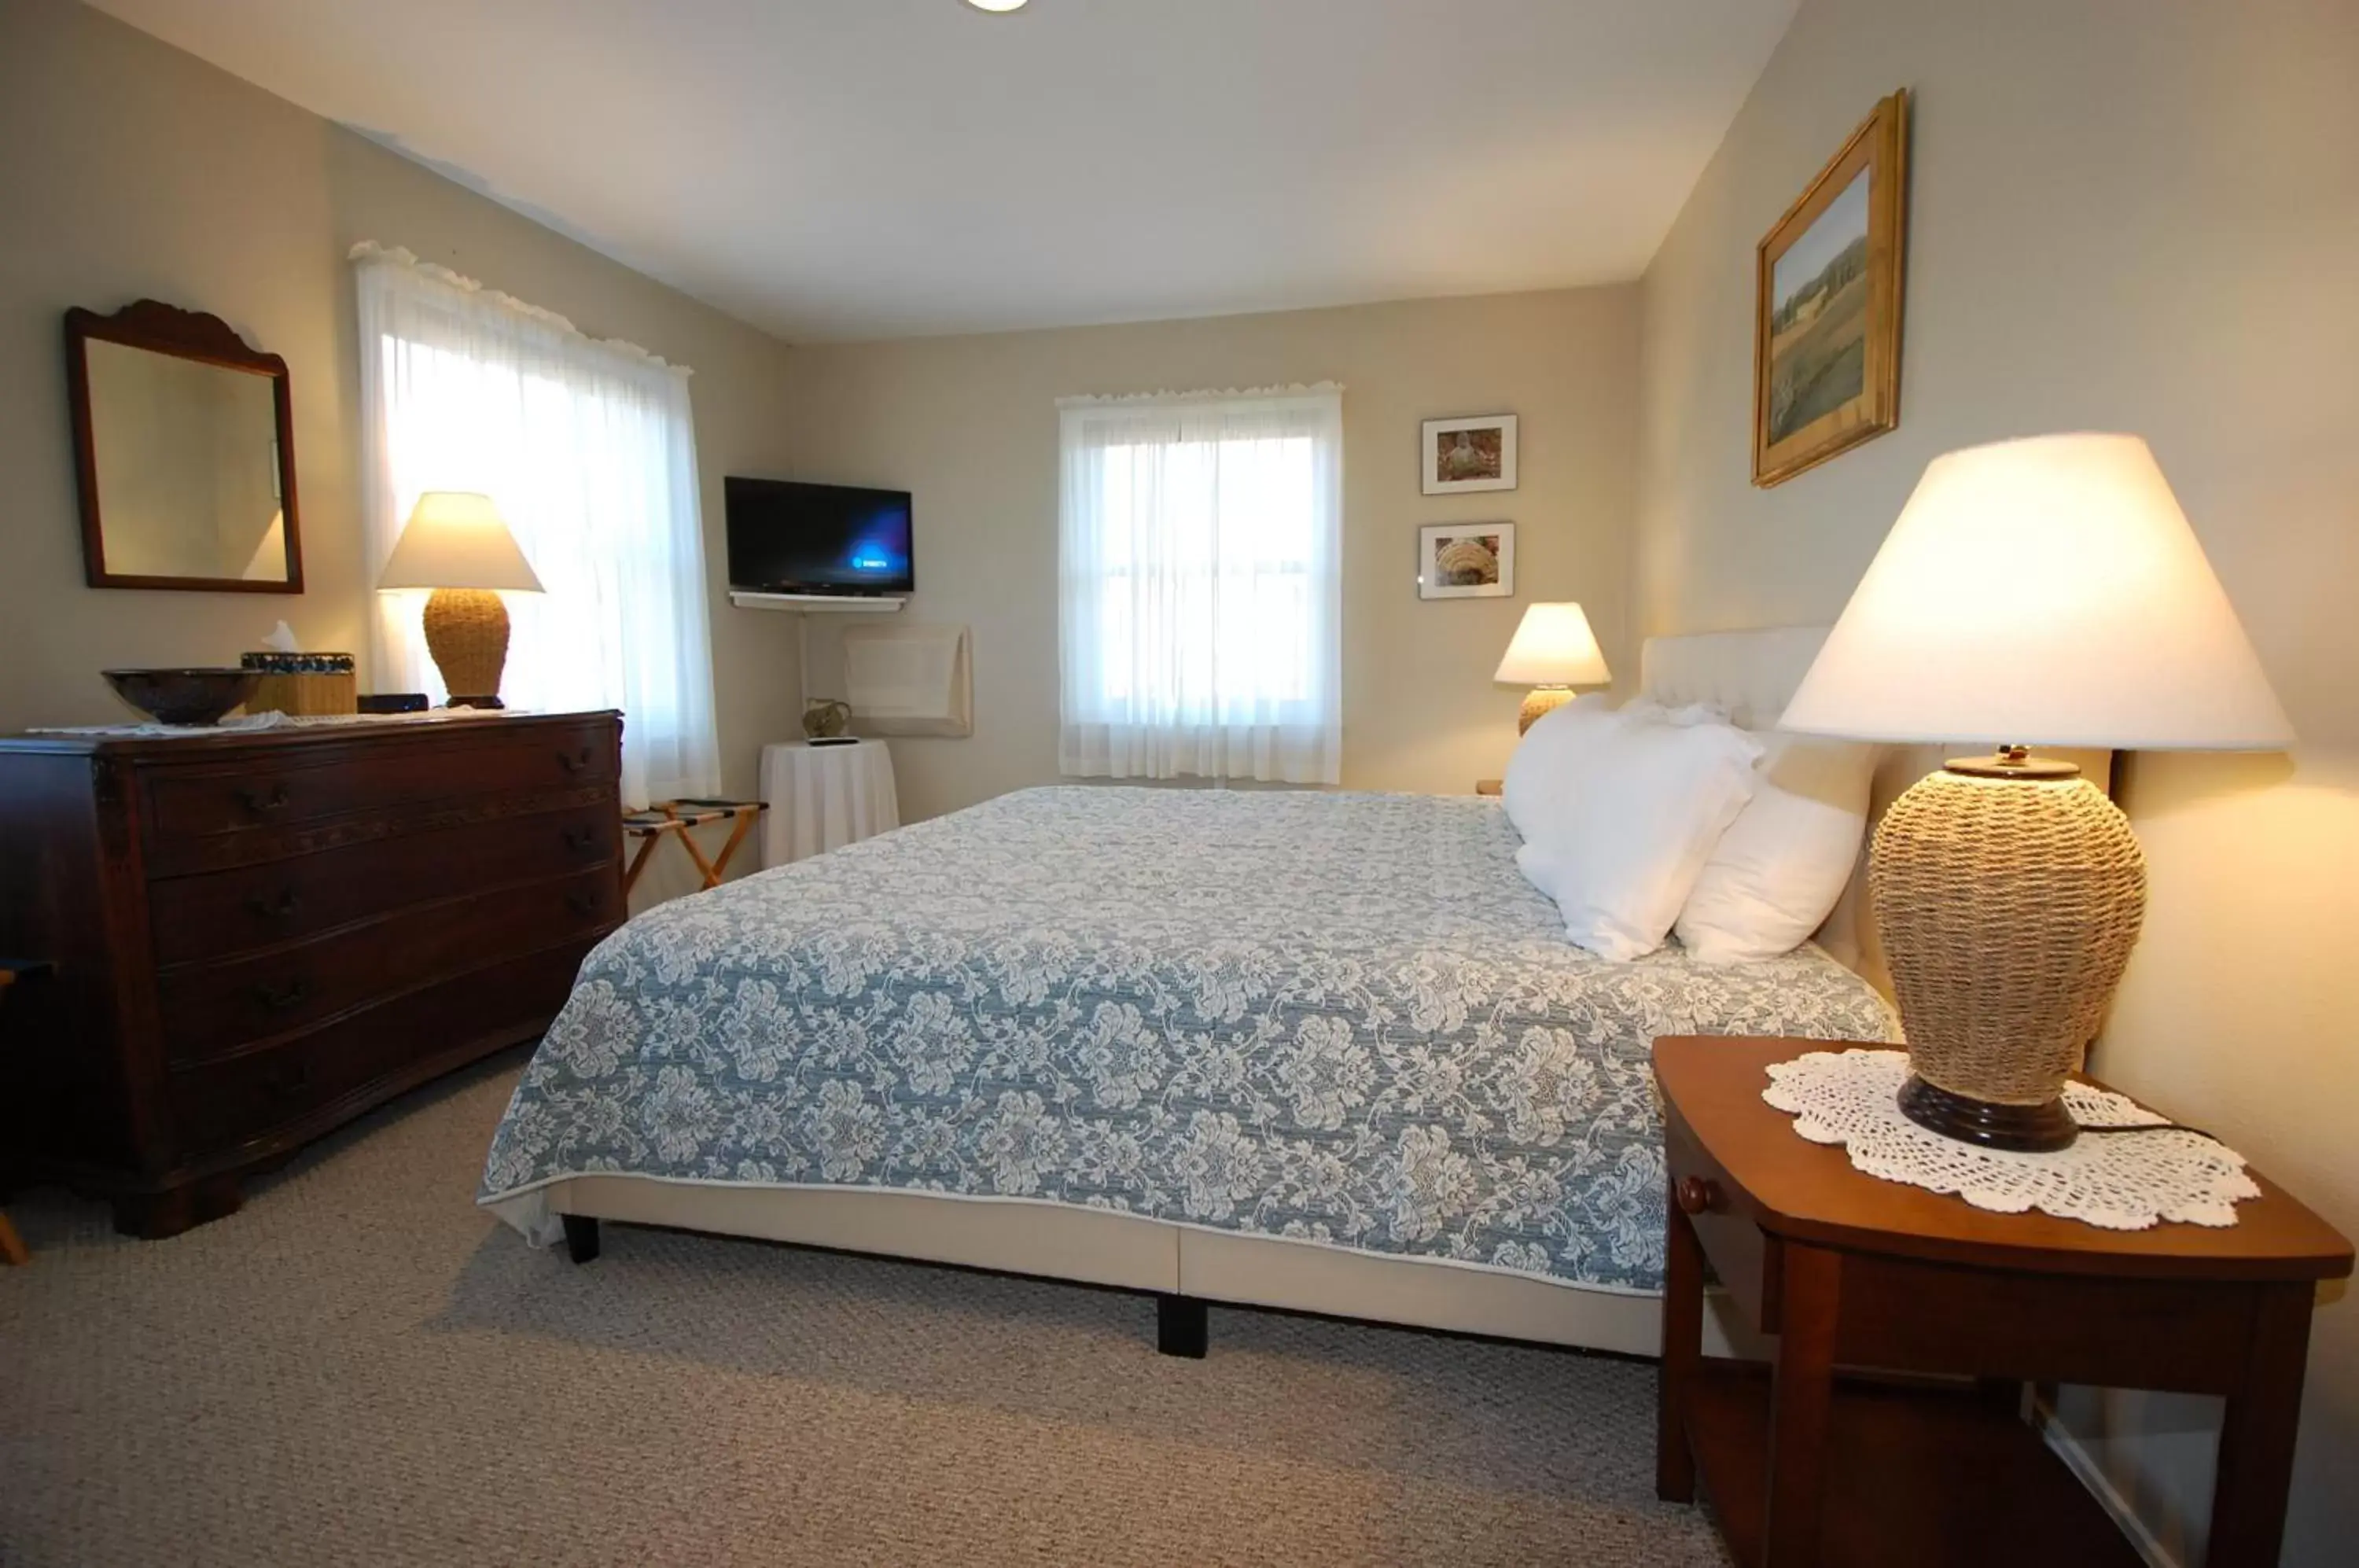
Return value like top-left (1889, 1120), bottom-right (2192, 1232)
top-left (421, 587), bottom-right (512, 709)
top-left (1897, 1073), bottom-right (2078, 1152)
top-left (1517, 686), bottom-right (1574, 734)
top-left (1870, 753), bottom-right (2147, 1152)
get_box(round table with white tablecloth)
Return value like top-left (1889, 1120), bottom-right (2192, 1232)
top-left (760, 739), bottom-right (900, 867)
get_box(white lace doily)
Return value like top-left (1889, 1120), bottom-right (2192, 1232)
top-left (1762, 1049), bottom-right (2259, 1230)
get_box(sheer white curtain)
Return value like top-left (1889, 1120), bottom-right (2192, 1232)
top-left (352, 243), bottom-right (719, 806)
top-left (1058, 385), bottom-right (1343, 784)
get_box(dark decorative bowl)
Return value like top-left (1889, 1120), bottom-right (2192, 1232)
top-left (102, 668), bottom-right (261, 727)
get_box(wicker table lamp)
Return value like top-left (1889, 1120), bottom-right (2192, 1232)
top-left (376, 492), bottom-right (544, 709)
top-left (1779, 433), bottom-right (2291, 1151)
top-left (1494, 602), bottom-right (1612, 734)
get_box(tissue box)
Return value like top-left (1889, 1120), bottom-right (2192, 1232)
top-left (240, 651), bottom-right (357, 716)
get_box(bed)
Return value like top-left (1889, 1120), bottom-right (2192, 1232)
top-left (479, 628), bottom-right (1909, 1356)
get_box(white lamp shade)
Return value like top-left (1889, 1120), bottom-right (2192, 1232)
top-left (1780, 433), bottom-right (2291, 750)
top-left (1493, 602), bottom-right (1611, 687)
top-left (376, 491), bottom-right (545, 593)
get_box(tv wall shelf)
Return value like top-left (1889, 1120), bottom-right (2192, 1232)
top-left (729, 591), bottom-right (904, 614)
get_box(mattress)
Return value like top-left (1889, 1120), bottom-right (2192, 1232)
top-left (480, 786), bottom-right (1896, 1292)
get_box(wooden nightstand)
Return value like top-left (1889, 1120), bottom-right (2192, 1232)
top-left (1652, 1035), bottom-right (2353, 1568)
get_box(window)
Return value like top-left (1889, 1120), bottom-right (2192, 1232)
top-left (353, 244), bottom-right (719, 805)
top-left (1057, 386), bottom-right (1343, 784)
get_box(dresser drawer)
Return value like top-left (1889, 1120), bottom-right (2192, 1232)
top-left (149, 801), bottom-right (618, 966)
top-left (1665, 1116), bottom-right (1777, 1330)
top-left (159, 864), bottom-right (620, 1065)
top-left (168, 939), bottom-right (592, 1160)
top-left (142, 718), bottom-right (616, 845)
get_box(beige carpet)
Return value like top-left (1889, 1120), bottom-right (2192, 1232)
top-left (1, 1055), bottom-right (1732, 1567)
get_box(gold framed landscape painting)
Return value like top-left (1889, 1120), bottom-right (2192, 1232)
top-left (1754, 90), bottom-right (1909, 487)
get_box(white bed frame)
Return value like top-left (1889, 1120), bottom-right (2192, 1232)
top-left (541, 628), bottom-right (2022, 1360)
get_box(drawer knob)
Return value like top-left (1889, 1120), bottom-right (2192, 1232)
top-left (237, 785), bottom-right (292, 815)
top-left (255, 977), bottom-right (310, 1011)
top-left (561, 826), bottom-right (599, 852)
top-left (557, 746), bottom-right (593, 775)
top-left (1675, 1176), bottom-right (1721, 1216)
top-left (248, 889), bottom-right (302, 921)
top-left (565, 890), bottom-right (602, 917)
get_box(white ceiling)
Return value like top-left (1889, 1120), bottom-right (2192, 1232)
top-left (87, 0), bottom-right (1797, 343)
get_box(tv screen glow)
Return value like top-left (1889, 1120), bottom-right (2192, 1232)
top-left (724, 477), bottom-right (913, 596)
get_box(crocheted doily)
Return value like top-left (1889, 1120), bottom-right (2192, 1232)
top-left (1761, 1048), bottom-right (2258, 1230)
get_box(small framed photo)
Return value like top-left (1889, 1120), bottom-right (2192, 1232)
top-left (1418, 522), bottom-right (1514, 600)
top-left (1422, 414), bottom-right (1518, 495)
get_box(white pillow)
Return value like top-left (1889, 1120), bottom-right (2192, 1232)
top-left (1514, 712), bottom-right (1763, 961)
top-left (1500, 695), bottom-right (1731, 848)
top-left (1675, 734), bottom-right (1877, 964)
top-left (1499, 692), bottom-right (1623, 847)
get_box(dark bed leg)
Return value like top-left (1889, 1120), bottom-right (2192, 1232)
top-left (561, 1214), bottom-right (601, 1264)
top-left (1157, 1294), bottom-right (1208, 1359)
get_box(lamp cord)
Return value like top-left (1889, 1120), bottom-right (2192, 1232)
top-left (2072, 1119), bottom-right (2225, 1146)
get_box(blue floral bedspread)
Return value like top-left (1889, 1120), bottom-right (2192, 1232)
top-left (480, 786), bottom-right (1896, 1292)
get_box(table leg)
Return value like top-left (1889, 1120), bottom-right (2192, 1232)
top-left (621, 832), bottom-right (663, 896)
top-left (707, 809), bottom-right (760, 885)
top-left (1657, 1190), bottom-right (1704, 1502)
top-left (0, 1210), bottom-right (27, 1266)
top-left (673, 822), bottom-right (723, 889)
top-left (1764, 1242), bottom-right (1842, 1568)
top-left (2208, 1282), bottom-right (2315, 1567)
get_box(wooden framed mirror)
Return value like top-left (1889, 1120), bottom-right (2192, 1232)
top-left (64, 300), bottom-right (304, 593)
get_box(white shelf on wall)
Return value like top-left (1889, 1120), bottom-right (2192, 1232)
top-left (729, 591), bottom-right (904, 614)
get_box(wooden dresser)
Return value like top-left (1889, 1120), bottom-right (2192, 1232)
top-left (0, 712), bottom-right (625, 1237)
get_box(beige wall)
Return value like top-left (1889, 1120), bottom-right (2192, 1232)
top-left (780, 288), bottom-right (1639, 823)
top-left (0, 0), bottom-right (802, 847)
top-left (1635, 0), bottom-right (2359, 1560)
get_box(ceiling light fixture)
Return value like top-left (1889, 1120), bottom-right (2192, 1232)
top-left (964, 0), bottom-right (1027, 11)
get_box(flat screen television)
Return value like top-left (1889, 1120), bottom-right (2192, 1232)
top-left (724, 477), bottom-right (913, 597)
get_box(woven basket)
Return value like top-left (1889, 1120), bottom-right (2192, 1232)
top-left (421, 588), bottom-right (511, 705)
top-left (1871, 769), bottom-right (2147, 1106)
top-left (245, 670), bottom-right (359, 716)
top-left (241, 651), bottom-right (358, 716)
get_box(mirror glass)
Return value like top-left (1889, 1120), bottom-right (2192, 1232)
top-left (85, 338), bottom-right (289, 583)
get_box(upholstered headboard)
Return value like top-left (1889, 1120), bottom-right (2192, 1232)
top-left (1639, 627), bottom-right (2112, 996)
top-left (1639, 627), bottom-right (1835, 731)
